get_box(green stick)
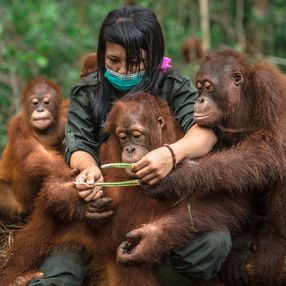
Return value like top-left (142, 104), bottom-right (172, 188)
top-left (100, 163), bottom-right (133, 169)
top-left (75, 180), bottom-right (140, 187)
top-left (170, 197), bottom-right (185, 208)
top-left (186, 201), bottom-right (197, 232)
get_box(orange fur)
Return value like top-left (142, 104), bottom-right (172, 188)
top-left (0, 78), bottom-right (68, 218)
top-left (181, 36), bottom-right (204, 63)
top-left (80, 53), bottom-right (98, 77)
top-left (0, 92), bottom-right (253, 286)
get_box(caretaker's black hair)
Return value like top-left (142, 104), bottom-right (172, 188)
top-left (93, 5), bottom-right (165, 132)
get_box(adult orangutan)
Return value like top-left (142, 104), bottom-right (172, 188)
top-left (0, 77), bottom-right (68, 219)
top-left (0, 92), bottom-right (252, 286)
top-left (138, 49), bottom-right (286, 285)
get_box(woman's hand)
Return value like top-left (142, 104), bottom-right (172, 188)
top-left (75, 165), bottom-right (104, 202)
top-left (131, 146), bottom-right (173, 185)
top-left (73, 167), bottom-right (114, 221)
top-left (131, 125), bottom-right (217, 186)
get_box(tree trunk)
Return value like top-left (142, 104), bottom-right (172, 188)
top-left (235, 0), bottom-right (246, 53)
top-left (246, 0), bottom-right (270, 55)
top-left (199, 0), bottom-right (210, 52)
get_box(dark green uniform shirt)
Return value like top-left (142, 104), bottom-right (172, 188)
top-left (63, 70), bottom-right (198, 164)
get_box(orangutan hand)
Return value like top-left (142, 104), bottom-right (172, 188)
top-left (117, 224), bottom-right (163, 265)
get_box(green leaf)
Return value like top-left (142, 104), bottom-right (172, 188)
top-left (75, 180), bottom-right (140, 187)
top-left (100, 163), bottom-right (133, 169)
top-left (35, 55), bottom-right (48, 68)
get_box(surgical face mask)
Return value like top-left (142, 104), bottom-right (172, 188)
top-left (104, 65), bottom-right (145, 91)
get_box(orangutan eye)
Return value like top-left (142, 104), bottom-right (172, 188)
top-left (118, 132), bottom-right (127, 142)
top-left (32, 98), bottom-right (39, 105)
top-left (132, 130), bottom-right (144, 140)
top-left (204, 81), bottom-right (213, 91)
top-left (196, 82), bottom-right (203, 91)
top-left (43, 97), bottom-right (50, 105)
top-left (133, 133), bottom-right (141, 139)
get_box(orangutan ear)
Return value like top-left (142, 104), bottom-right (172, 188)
top-left (157, 116), bottom-right (165, 129)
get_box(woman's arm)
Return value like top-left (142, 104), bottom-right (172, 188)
top-left (63, 76), bottom-right (107, 198)
top-left (132, 124), bottom-right (217, 185)
top-left (170, 124), bottom-right (217, 161)
top-left (64, 79), bottom-right (100, 166)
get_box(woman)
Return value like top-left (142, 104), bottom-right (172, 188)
top-left (28, 5), bottom-right (231, 286)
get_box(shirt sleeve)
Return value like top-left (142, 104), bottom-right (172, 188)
top-left (160, 70), bottom-right (198, 134)
top-left (63, 86), bottom-right (100, 165)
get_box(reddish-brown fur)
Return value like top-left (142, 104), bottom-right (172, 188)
top-left (0, 78), bottom-right (68, 218)
top-left (181, 36), bottom-right (204, 63)
top-left (155, 49), bottom-right (286, 285)
top-left (80, 53), bottom-right (98, 77)
top-left (0, 92), bottom-right (253, 286)
top-left (123, 0), bottom-right (136, 7)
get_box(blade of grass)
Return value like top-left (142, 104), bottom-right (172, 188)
top-left (100, 163), bottom-right (133, 169)
top-left (170, 197), bottom-right (185, 208)
top-left (75, 180), bottom-right (140, 187)
top-left (186, 201), bottom-right (197, 232)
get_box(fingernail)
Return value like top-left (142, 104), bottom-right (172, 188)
top-left (126, 232), bottom-right (133, 238)
top-left (87, 180), bottom-right (93, 184)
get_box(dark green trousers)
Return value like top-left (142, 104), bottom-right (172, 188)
top-left (28, 251), bottom-right (88, 286)
top-left (159, 230), bottom-right (231, 286)
top-left (28, 230), bottom-right (231, 286)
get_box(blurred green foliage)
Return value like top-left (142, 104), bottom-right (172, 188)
top-left (0, 0), bottom-right (285, 152)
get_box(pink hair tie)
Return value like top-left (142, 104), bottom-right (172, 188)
top-left (160, 56), bottom-right (172, 73)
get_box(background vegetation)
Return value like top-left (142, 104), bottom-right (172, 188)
top-left (0, 0), bottom-right (285, 152)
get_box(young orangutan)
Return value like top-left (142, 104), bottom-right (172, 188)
top-left (1, 92), bottom-right (252, 286)
top-left (0, 78), bottom-right (68, 219)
